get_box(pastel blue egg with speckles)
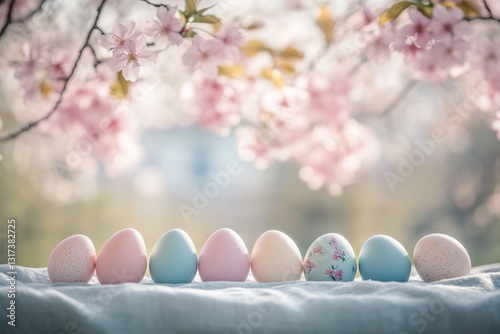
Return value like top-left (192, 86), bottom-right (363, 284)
top-left (303, 233), bottom-right (357, 282)
top-left (149, 229), bottom-right (198, 284)
top-left (359, 235), bottom-right (411, 282)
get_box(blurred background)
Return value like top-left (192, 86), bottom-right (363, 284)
top-left (0, 0), bottom-right (499, 270)
top-left (1, 116), bottom-right (499, 269)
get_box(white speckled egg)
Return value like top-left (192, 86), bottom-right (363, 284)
top-left (359, 235), bottom-right (411, 282)
top-left (149, 229), bottom-right (198, 284)
top-left (414, 233), bottom-right (471, 282)
top-left (96, 228), bottom-right (147, 284)
top-left (303, 233), bottom-right (357, 282)
top-left (47, 234), bottom-right (96, 283)
top-left (199, 228), bottom-right (250, 282)
top-left (251, 230), bottom-right (302, 282)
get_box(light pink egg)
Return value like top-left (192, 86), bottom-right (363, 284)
top-left (199, 228), bottom-right (250, 282)
top-left (414, 233), bottom-right (471, 282)
top-left (47, 234), bottom-right (96, 283)
top-left (251, 230), bottom-right (302, 282)
top-left (96, 228), bottom-right (147, 284)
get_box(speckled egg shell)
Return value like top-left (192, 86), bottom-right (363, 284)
top-left (199, 228), bottom-right (250, 282)
top-left (358, 235), bottom-right (411, 282)
top-left (251, 230), bottom-right (302, 282)
top-left (414, 233), bottom-right (471, 282)
top-left (303, 233), bottom-right (357, 282)
top-left (47, 234), bottom-right (96, 283)
top-left (96, 228), bottom-right (147, 284)
top-left (149, 229), bottom-right (198, 284)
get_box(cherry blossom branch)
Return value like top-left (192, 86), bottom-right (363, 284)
top-left (0, 0), bottom-right (107, 142)
top-left (11, 0), bottom-right (48, 23)
top-left (464, 0), bottom-right (500, 23)
top-left (140, 0), bottom-right (169, 8)
top-left (379, 80), bottom-right (417, 116)
top-left (0, 0), bottom-right (15, 38)
top-left (483, 0), bottom-right (493, 17)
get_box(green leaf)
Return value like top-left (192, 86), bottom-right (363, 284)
top-left (316, 4), bottom-right (335, 43)
top-left (278, 46), bottom-right (304, 60)
top-left (197, 5), bottom-right (215, 15)
top-left (416, 3), bottom-right (432, 18)
top-left (185, 0), bottom-right (196, 16)
top-left (379, 1), bottom-right (415, 25)
top-left (192, 14), bottom-right (220, 24)
top-left (110, 71), bottom-right (129, 98)
top-left (457, 0), bottom-right (480, 18)
top-left (240, 40), bottom-right (270, 57)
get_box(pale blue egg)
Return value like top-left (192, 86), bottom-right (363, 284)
top-left (303, 233), bottom-right (357, 282)
top-left (359, 235), bottom-right (411, 282)
top-left (149, 229), bottom-right (198, 284)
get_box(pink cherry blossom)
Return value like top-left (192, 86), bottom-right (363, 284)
top-left (143, 7), bottom-right (183, 48)
top-left (364, 25), bottom-right (394, 62)
top-left (431, 5), bottom-right (473, 43)
top-left (298, 120), bottom-right (378, 196)
top-left (332, 249), bottom-right (343, 261)
top-left (393, 37), bottom-right (422, 64)
top-left (400, 9), bottom-right (433, 47)
top-left (313, 246), bottom-right (322, 254)
top-left (44, 51), bottom-right (72, 80)
top-left (185, 77), bottom-right (242, 136)
top-left (15, 39), bottom-right (45, 100)
top-left (431, 39), bottom-right (468, 70)
top-left (333, 269), bottom-right (343, 281)
top-left (237, 126), bottom-right (276, 170)
top-left (305, 74), bottom-right (351, 126)
top-left (216, 24), bottom-right (245, 58)
top-left (98, 22), bottom-right (140, 54)
top-left (471, 37), bottom-right (500, 76)
top-left (182, 36), bottom-right (226, 77)
top-left (304, 259), bottom-right (317, 272)
top-left (107, 35), bottom-right (158, 82)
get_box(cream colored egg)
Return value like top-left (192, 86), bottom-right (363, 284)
top-left (251, 230), bottom-right (302, 282)
top-left (414, 233), bottom-right (471, 282)
top-left (47, 234), bottom-right (96, 283)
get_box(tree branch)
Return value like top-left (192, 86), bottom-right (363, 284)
top-left (483, 0), bottom-right (493, 17)
top-left (140, 0), bottom-right (169, 8)
top-left (379, 80), bottom-right (417, 116)
top-left (464, 1), bottom-right (500, 23)
top-left (0, 0), bottom-right (107, 142)
top-left (11, 0), bottom-right (48, 23)
top-left (0, 0), bottom-right (15, 38)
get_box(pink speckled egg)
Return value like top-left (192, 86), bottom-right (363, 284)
top-left (414, 233), bottom-right (471, 282)
top-left (251, 230), bottom-right (302, 282)
top-left (47, 234), bottom-right (96, 283)
top-left (96, 228), bottom-right (147, 284)
top-left (199, 228), bottom-right (250, 282)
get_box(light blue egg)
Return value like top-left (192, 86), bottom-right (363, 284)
top-left (303, 233), bottom-right (357, 282)
top-left (149, 229), bottom-right (198, 284)
top-left (359, 235), bottom-right (411, 282)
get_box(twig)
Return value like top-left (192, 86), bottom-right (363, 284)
top-left (0, 0), bottom-right (15, 38)
top-left (464, 16), bottom-right (500, 23)
top-left (464, 1), bottom-right (500, 23)
top-left (0, 0), bottom-right (107, 142)
top-left (11, 0), bottom-right (48, 23)
top-left (483, 0), bottom-right (493, 17)
top-left (140, 0), bottom-right (169, 8)
top-left (88, 44), bottom-right (102, 67)
top-left (379, 80), bottom-right (417, 116)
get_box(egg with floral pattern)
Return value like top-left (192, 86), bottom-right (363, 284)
top-left (303, 233), bottom-right (357, 282)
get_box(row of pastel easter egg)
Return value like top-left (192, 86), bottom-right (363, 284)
top-left (47, 228), bottom-right (471, 284)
